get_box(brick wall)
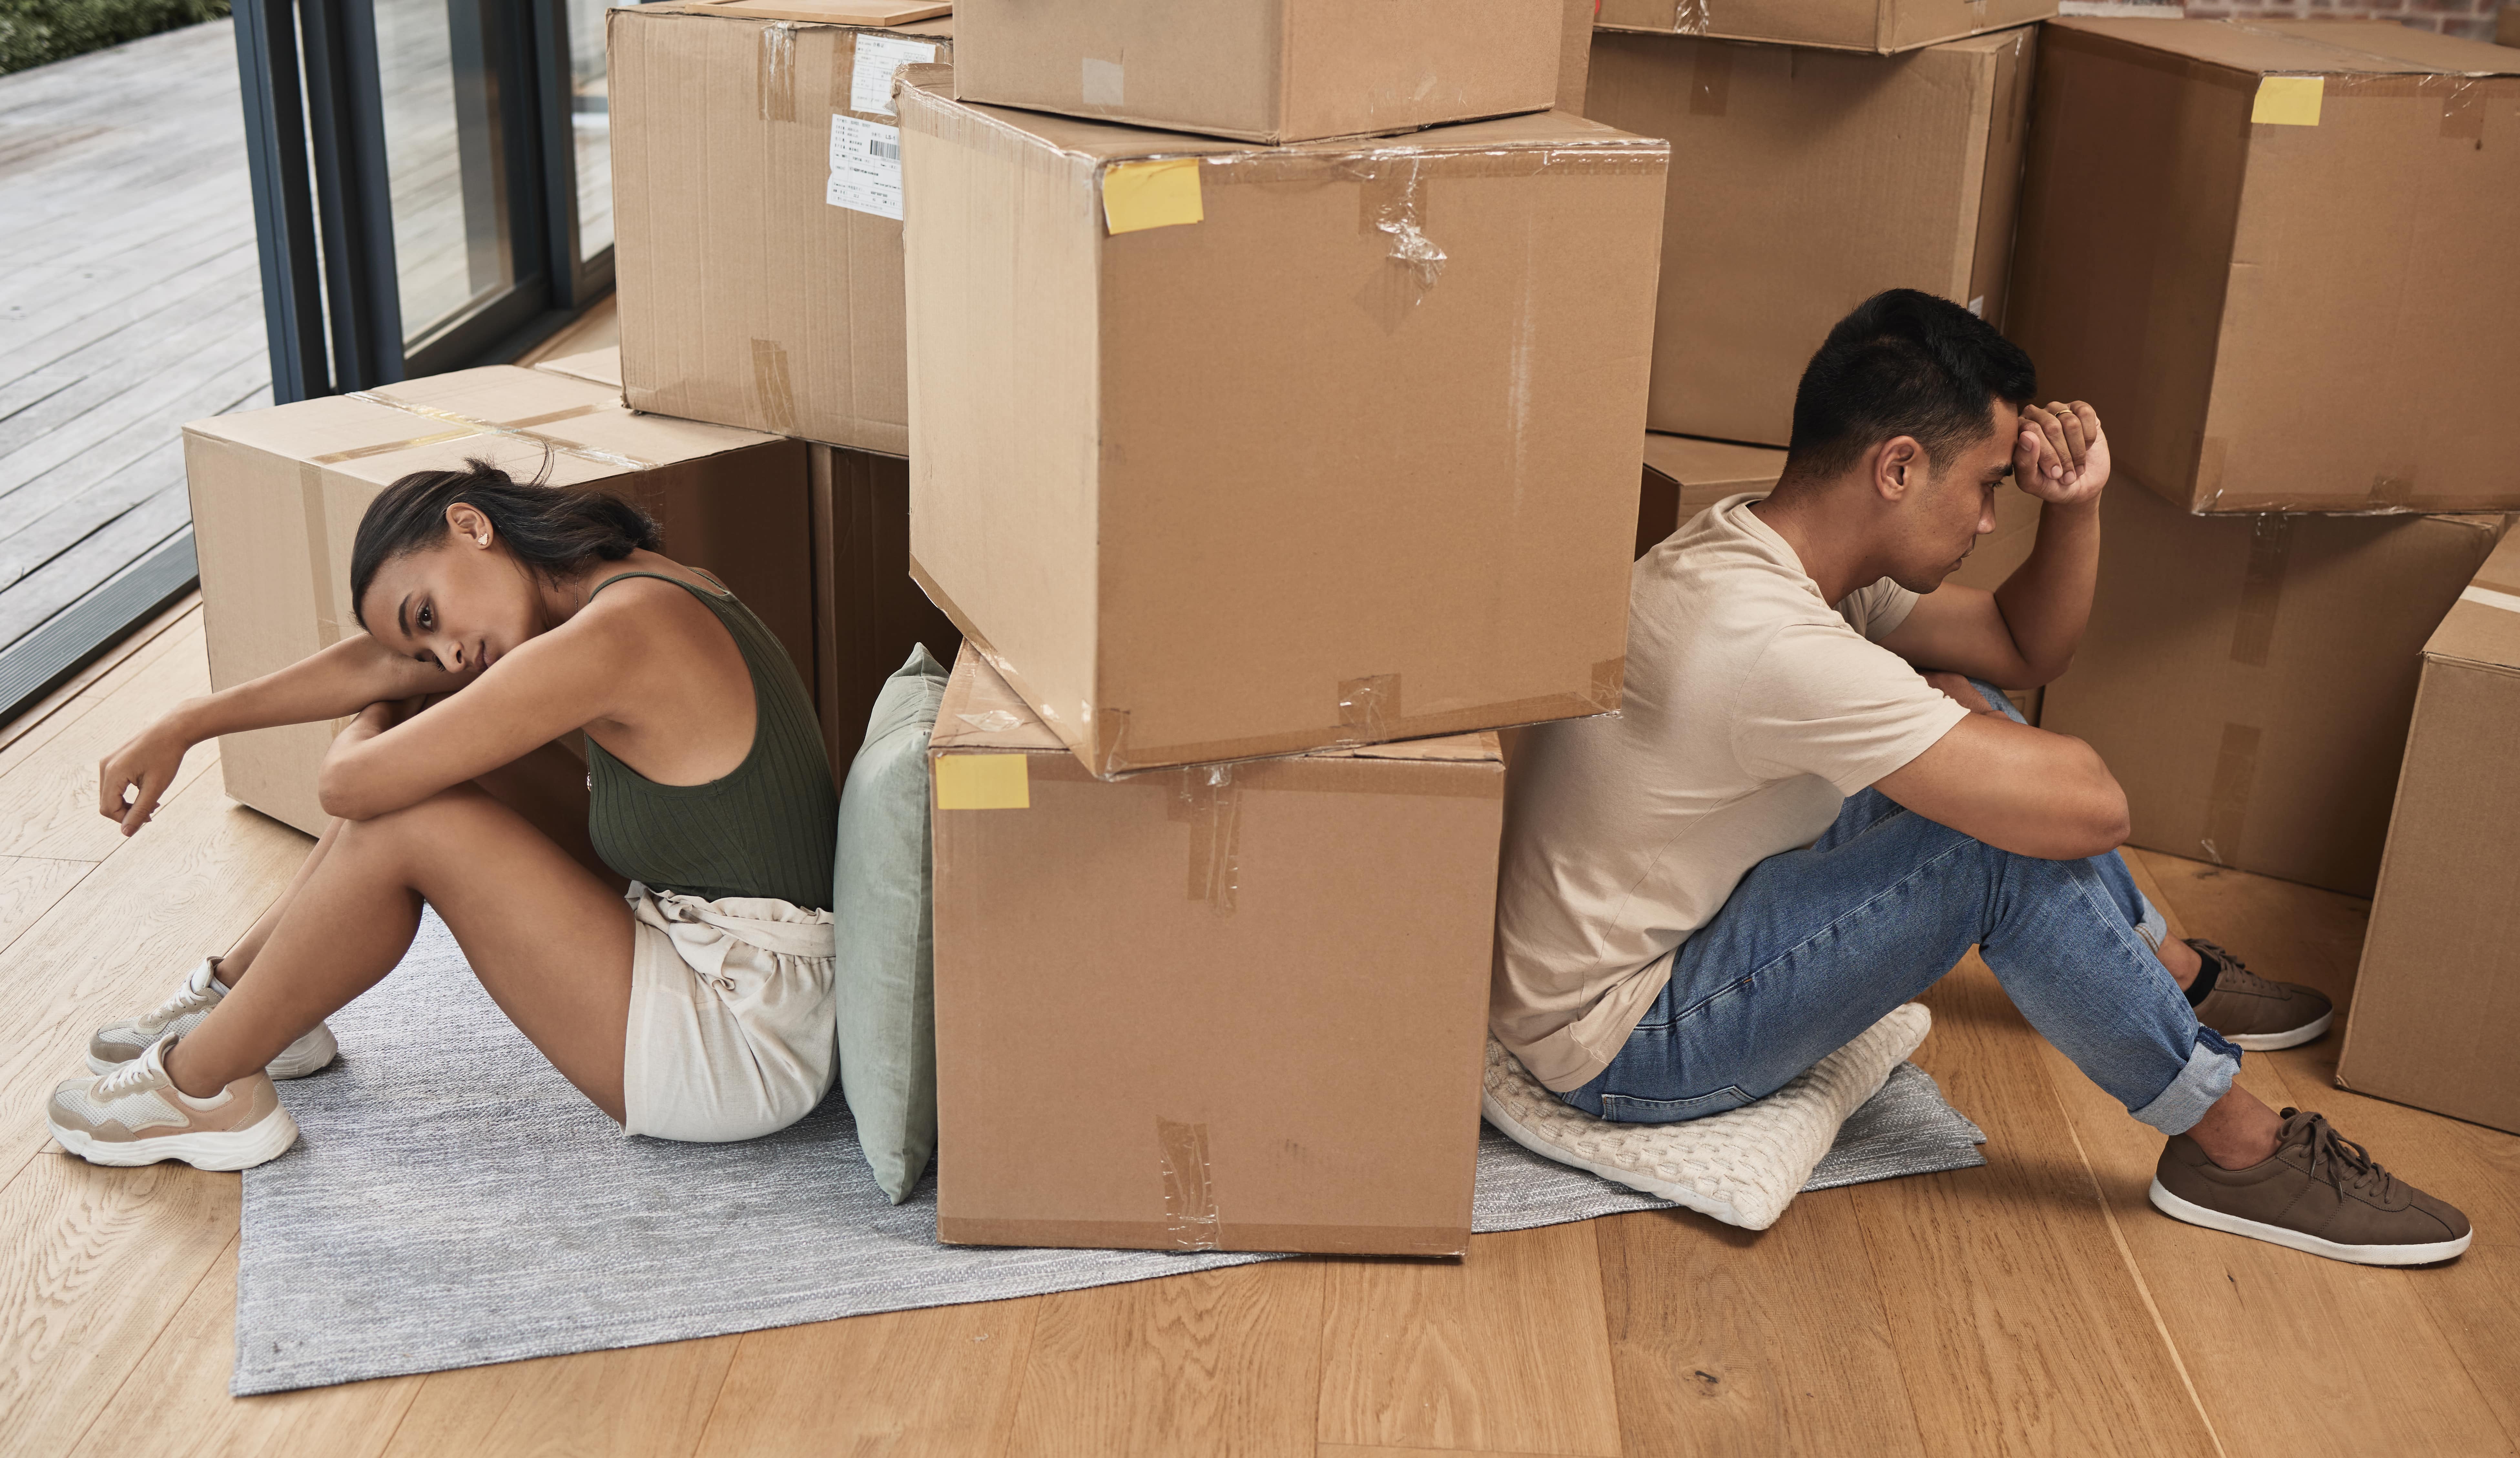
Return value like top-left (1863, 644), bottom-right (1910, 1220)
top-left (2178, 0), bottom-right (2507, 40)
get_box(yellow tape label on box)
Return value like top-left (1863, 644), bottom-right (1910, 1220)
top-left (935, 753), bottom-right (1029, 809)
top-left (1102, 158), bottom-right (1203, 235)
top-left (2252, 75), bottom-right (2324, 127)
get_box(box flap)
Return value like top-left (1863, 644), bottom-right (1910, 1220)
top-left (2426, 530), bottom-right (2520, 671)
top-left (533, 347), bottom-right (624, 389)
top-left (2052, 16), bottom-right (2520, 76)
top-left (900, 69), bottom-right (1659, 166)
top-left (650, 0), bottom-right (948, 25)
top-left (182, 365), bottom-right (782, 484)
top-left (929, 647), bottom-right (1501, 765)
top-left (1640, 433), bottom-right (1789, 492)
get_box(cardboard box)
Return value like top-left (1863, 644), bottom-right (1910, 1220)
top-left (808, 443), bottom-right (963, 775)
top-left (945, 0), bottom-right (1561, 144)
top-left (928, 648), bottom-right (1502, 1255)
top-left (183, 366), bottom-right (811, 836)
top-left (531, 348), bottom-right (624, 391)
top-left (1595, 0), bottom-right (2051, 54)
top-left (608, 4), bottom-right (953, 455)
top-left (2008, 20), bottom-right (2520, 514)
top-left (2040, 485), bottom-right (2509, 896)
top-left (1636, 432), bottom-right (1785, 557)
top-left (2337, 535), bottom-right (2520, 1132)
top-left (900, 69), bottom-right (1668, 777)
top-left (1586, 27), bottom-right (2036, 445)
top-left (1558, 0), bottom-right (1598, 113)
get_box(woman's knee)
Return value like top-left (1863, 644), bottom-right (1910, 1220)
top-left (333, 782), bottom-right (502, 859)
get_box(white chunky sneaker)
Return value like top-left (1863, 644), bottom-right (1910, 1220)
top-left (87, 958), bottom-right (336, 1080)
top-left (48, 1034), bottom-right (299, 1171)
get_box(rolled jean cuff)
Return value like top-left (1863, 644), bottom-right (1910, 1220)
top-left (2131, 891), bottom-right (2168, 953)
top-left (2130, 1026), bottom-right (2242, 1136)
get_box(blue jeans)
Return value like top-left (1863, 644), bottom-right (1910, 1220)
top-left (1560, 682), bottom-right (2241, 1136)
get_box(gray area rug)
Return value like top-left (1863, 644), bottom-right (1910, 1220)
top-left (234, 911), bottom-right (1985, 1395)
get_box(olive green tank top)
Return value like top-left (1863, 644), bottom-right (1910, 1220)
top-left (582, 570), bottom-right (837, 908)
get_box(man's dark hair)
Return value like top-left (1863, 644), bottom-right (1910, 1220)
top-left (1782, 289), bottom-right (2037, 481)
top-left (349, 457), bottom-right (662, 628)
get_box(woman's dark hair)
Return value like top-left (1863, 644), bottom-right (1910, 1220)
top-left (349, 457), bottom-right (662, 629)
top-left (1784, 288), bottom-right (2039, 480)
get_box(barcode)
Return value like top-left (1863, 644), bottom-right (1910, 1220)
top-left (868, 137), bottom-right (900, 160)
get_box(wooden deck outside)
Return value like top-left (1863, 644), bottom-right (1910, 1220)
top-left (0, 20), bottom-right (265, 659)
top-left (0, 599), bottom-right (2514, 1455)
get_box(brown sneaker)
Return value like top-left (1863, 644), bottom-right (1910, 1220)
top-left (2185, 940), bottom-right (2332, 1050)
top-left (46, 1033), bottom-right (298, 1171)
top-left (2151, 1108), bottom-right (2471, 1265)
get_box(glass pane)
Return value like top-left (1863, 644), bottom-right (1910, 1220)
top-left (569, 0), bottom-right (615, 262)
top-left (378, 0), bottom-right (518, 346)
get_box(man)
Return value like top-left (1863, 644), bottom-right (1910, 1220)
top-left (1494, 290), bottom-right (2471, 1265)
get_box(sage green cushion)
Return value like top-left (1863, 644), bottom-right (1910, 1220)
top-left (832, 644), bottom-right (950, 1203)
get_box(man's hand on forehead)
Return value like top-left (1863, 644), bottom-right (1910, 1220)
top-left (2013, 400), bottom-right (2109, 506)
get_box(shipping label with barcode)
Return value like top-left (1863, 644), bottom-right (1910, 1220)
top-left (848, 34), bottom-right (937, 117)
top-left (828, 115), bottom-right (904, 220)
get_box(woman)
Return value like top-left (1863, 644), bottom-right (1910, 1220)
top-left (50, 462), bottom-right (838, 1169)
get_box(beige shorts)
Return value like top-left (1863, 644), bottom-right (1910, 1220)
top-left (621, 884), bottom-right (838, 1143)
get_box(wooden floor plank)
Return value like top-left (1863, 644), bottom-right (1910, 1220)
top-left (0, 1150), bottom-right (244, 1456)
top-left (1598, 1194), bottom-right (1926, 1458)
top-left (1004, 1260), bottom-right (1326, 1458)
top-left (382, 1337), bottom-right (739, 1458)
top-left (0, 857), bottom-right (98, 963)
top-left (0, 594), bottom-right (198, 762)
top-left (694, 1297), bottom-right (1039, 1457)
top-left (0, 774), bottom-right (309, 1166)
top-left (64, 1241), bottom-right (419, 1458)
top-left (0, 615), bottom-right (218, 864)
top-left (1861, 955), bottom-right (2219, 1458)
top-left (1316, 1225), bottom-right (1622, 1457)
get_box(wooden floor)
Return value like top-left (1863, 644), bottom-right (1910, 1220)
top-left (1, 604), bottom-right (2515, 1457)
top-left (0, 21), bottom-right (265, 656)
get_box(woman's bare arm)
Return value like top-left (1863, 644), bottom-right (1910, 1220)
top-left (318, 609), bottom-right (636, 822)
top-left (100, 634), bottom-right (464, 836)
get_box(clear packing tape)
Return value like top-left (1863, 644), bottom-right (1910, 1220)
top-left (294, 392), bottom-right (660, 648)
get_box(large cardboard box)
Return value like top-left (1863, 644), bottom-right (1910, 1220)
top-left (1586, 27), bottom-right (2036, 445)
top-left (900, 69), bottom-right (1668, 777)
top-left (1558, 0), bottom-right (1598, 114)
top-left (2338, 536), bottom-right (2520, 1132)
top-left (609, 4), bottom-right (952, 455)
top-left (1595, 0), bottom-right (2050, 54)
top-left (928, 648), bottom-right (1501, 1255)
top-left (808, 442), bottom-right (962, 775)
top-left (946, 0), bottom-right (1561, 144)
top-left (2040, 485), bottom-right (2509, 896)
top-left (183, 366), bottom-right (811, 836)
top-left (2009, 20), bottom-right (2520, 514)
top-left (1636, 432), bottom-right (1785, 557)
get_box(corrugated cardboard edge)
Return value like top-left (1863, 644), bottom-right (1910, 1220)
top-left (914, 559), bottom-right (1551, 780)
top-left (935, 1215), bottom-right (1469, 1257)
top-left (1592, 10), bottom-right (2050, 55)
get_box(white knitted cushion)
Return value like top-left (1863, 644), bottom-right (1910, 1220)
top-left (1481, 1003), bottom-right (1933, 1231)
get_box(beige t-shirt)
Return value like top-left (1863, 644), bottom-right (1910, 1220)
top-left (1492, 494), bottom-right (1973, 1092)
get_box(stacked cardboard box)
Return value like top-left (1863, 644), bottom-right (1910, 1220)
top-left (184, 366), bottom-right (812, 836)
top-left (910, 11), bottom-right (1667, 1253)
top-left (2338, 533), bottom-right (2520, 1130)
top-left (2018, 19), bottom-right (2520, 894)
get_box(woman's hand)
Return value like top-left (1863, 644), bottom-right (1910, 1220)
top-left (98, 705), bottom-right (201, 837)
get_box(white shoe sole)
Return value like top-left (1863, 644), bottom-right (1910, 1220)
top-left (48, 1106), bottom-right (300, 1172)
top-left (85, 1023), bottom-right (337, 1080)
top-left (2223, 1008), bottom-right (2334, 1051)
top-left (2149, 1177), bottom-right (2471, 1265)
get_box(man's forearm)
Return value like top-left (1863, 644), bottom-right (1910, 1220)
top-left (1990, 495), bottom-right (2101, 683)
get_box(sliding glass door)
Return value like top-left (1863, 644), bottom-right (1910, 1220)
top-left (234, 0), bottom-right (619, 401)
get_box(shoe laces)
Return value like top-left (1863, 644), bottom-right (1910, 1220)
top-left (2286, 1109), bottom-right (2400, 1204)
top-left (94, 1058), bottom-right (160, 1101)
top-left (2190, 939), bottom-right (2276, 996)
top-left (141, 964), bottom-right (222, 1027)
